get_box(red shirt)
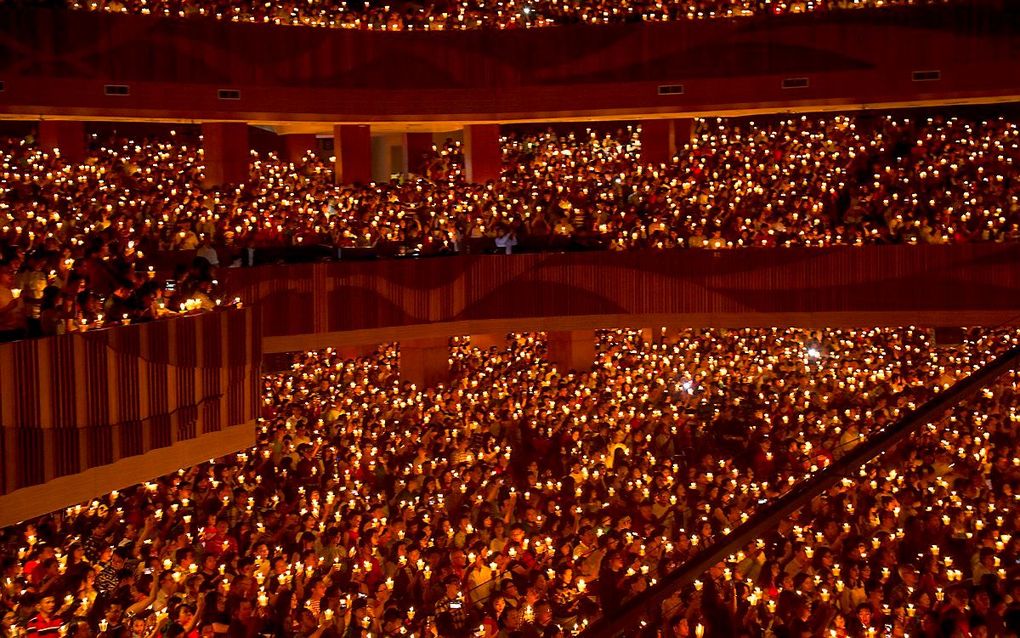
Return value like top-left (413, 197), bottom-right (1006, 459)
top-left (26, 614), bottom-right (63, 638)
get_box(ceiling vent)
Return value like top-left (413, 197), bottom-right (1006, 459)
top-left (912, 70), bottom-right (941, 82)
top-left (657, 84), bottom-right (685, 96)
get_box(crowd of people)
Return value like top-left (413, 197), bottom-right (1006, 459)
top-left (0, 248), bottom-right (227, 342)
top-left (0, 132), bottom-right (239, 341)
top-left (2, 112), bottom-right (1020, 341)
top-left (60, 0), bottom-right (955, 31)
top-left (0, 326), bottom-right (1017, 637)
top-left (497, 115), bottom-right (1020, 249)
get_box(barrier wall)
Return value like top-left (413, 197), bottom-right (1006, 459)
top-left (0, 308), bottom-right (261, 525)
top-left (0, 2), bottom-right (1017, 122)
top-left (223, 244), bottom-right (1020, 350)
top-left (2, 244), bottom-right (1018, 522)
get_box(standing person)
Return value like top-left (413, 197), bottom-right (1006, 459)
top-left (435, 576), bottom-right (472, 637)
top-left (25, 594), bottom-right (63, 638)
top-left (0, 266), bottom-right (25, 342)
top-left (166, 597), bottom-right (204, 638)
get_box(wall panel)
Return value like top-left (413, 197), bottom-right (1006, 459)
top-left (0, 309), bottom-right (260, 518)
top-left (224, 244), bottom-right (1020, 343)
top-left (0, 2), bottom-right (1016, 122)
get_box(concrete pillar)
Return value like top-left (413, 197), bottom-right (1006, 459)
top-left (283, 134), bottom-right (317, 164)
top-left (640, 119), bottom-right (672, 165)
top-left (463, 124), bottom-right (501, 183)
top-left (673, 118), bottom-right (694, 150)
top-left (336, 343), bottom-right (379, 360)
top-left (334, 124), bottom-right (372, 185)
top-left (641, 118), bottom-right (694, 164)
top-left (546, 330), bottom-right (596, 373)
top-left (403, 132), bottom-right (435, 176)
top-left (400, 338), bottom-right (451, 389)
top-left (202, 122), bottom-right (250, 187)
top-left (469, 333), bottom-right (508, 351)
top-left (38, 120), bottom-right (86, 163)
top-left (371, 133), bottom-right (404, 182)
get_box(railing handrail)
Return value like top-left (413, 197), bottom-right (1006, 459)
top-left (578, 343), bottom-right (1020, 637)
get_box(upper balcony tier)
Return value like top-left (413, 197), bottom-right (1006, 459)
top-left (57, 0), bottom-right (967, 32)
top-left (0, 0), bottom-right (1017, 124)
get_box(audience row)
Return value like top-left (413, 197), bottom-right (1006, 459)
top-left (64, 0), bottom-right (954, 30)
top-left (2, 113), bottom-right (1019, 341)
top-left (0, 326), bottom-right (1017, 637)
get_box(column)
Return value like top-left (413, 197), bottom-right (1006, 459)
top-left (38, 120), bottom-right (86, 163)
top-left (371, 133), bottom-right (403, 182)
top-left (640, 119), bottom-right (672, 165)
top-left (283, 134), bottom-right (317, 164)
top-left (546, 330), bottom-right (596, 373)
top-left (463, 124), bottom-right (501, 183)
top-left (202, 122), bottom-right (250, 187)
top-left (336, 343), bottom-right (379, 360)
top-left (640, 119), bottom-right (694, 164)
top-left (400, 338), bottom-right (451, 389)
top-left (403, 132), bottom-right (434, 176)
top-left (672, 118), bottom-right (694, 150)
top-left (468, 333), bottom-right (508, 351)
top-left (334, 124), bottom-right (372, 185)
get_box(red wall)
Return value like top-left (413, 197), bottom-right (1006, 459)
top-left (224, 244), bottom-right (1020, 339)
top-left (0, 2), bottom-right (1017, 122)
top-left (2, 243), bottom-right (1016, 507)
top-left (0, 309), bottom-right (260, 496)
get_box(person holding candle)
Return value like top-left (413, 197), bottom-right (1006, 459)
top-left (96, 551), bottom-right (134, 600)
top-left (98, 603), bottom-right (126, 638)
top-left (2, 327), bottom-right (1020, 637)
top-left (0, 113), bottom-right (1014, 346)
top-left (24, 595), bottom-right (62, 638)
top-left (0, 267), bottom-right (25, 343)
top-left (164, 597), bottom-right (203, 638)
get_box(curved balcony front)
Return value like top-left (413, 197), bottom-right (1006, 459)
top-left (0, 2), bottom-right (1017, 124)
top-left (220, 243), bottom-right (1020, 353)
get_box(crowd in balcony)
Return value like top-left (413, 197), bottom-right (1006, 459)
top-left (0, 327), bottom-right (1017, 637)
top-left (0, 134), bottom-right (229, 341)
top-left (2, 112), bottom-right (1019, 341)
top-left (62, 0), bottom-right (955, 30)
top-left (653, 335), bottom-right (1020, 637)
